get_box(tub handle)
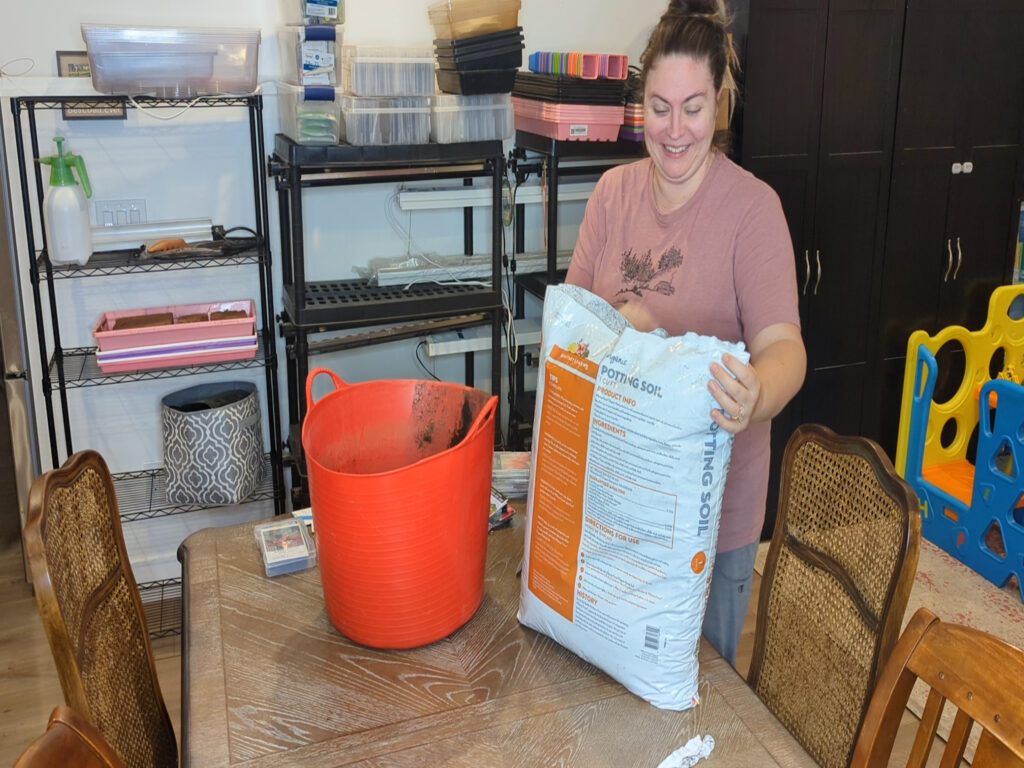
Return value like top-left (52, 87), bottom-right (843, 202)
top-left (466, 396), bottom-right (499, 441)
top-left (305, 367), bottom-right (349, 412)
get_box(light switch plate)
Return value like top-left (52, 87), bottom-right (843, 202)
top-left (94, 198), bottom-right (147, 227)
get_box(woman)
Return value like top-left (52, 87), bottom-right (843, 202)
top-left (565, 0), bottom-right (806, 665)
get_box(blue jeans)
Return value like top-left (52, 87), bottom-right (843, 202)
top-left (701, 541), bottom-right (758, 666)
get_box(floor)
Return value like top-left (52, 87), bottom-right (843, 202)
top-left (0, 534), bottom-right (954, 766)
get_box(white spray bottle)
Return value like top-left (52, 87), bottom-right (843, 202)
top-left (39, 137), bottom-right (93, 266)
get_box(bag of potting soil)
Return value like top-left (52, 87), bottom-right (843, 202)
top-left (517, 284), bottom-right (746, 710)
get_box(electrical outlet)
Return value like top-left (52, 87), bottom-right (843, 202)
top-left (94, 198), bottom-right (147, 227)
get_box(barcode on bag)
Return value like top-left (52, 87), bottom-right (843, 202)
top-left (644, 625), bottom-right (660, 650)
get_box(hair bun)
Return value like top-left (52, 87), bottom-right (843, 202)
top-left (665, 0), bottom-right (729, 26)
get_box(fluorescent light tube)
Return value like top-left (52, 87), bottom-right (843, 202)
top-left (90, 218), bottom-right (213, 250)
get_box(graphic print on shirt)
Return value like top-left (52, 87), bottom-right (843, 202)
top-left (617, 245), bottom-right (683, 297)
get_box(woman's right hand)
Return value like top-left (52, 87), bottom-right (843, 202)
top-left (616, 300), bottom-right (659, 332)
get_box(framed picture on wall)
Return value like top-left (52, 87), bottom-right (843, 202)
top-left (55, 50), bottom-right (126, 121)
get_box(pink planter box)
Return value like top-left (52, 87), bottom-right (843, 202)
top-left (93, 299), bottom-right (256, 352)
top-left (512, 96), bottom-right (624, 141)
top-left (96, 337), bottom-right (257, 373)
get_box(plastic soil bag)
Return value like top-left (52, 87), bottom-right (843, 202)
top-left (517, 284), bottom-right (748, 710)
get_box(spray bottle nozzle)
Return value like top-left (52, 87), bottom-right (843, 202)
top-left (39, 136), bottom-right (92, 199)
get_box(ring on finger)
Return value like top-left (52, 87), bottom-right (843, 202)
top-left (736, 404), bottom-right (745, 423)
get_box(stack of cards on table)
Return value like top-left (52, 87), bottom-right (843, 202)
top-left (255, 518), bottom-right (317, 577)
top-left (489, 489), bottom-right (514, 531)
top-left (492, 450), bottom-right (531, 498)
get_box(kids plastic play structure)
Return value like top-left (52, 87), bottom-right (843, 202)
top-left (896, 284), bottom-right (1024, 601)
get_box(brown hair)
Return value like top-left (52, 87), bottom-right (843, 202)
top-left (640, 0), bottom-right (739, 151)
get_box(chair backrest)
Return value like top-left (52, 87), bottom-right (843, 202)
top-left (23, 450), bottom-right (178, 768)
top-left (747, 423), bottom-right (921, 768)
top-left (851, 606), bottom-right (1024, 767)
top-left (13, 705), bottom-right (127, 768)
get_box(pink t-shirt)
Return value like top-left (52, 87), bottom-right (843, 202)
top-left (566, 152), bottom-right (800, 551)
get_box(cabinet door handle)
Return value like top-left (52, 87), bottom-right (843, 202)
top-left (814, 249), bottom-right (822, 296)
top-left (953, 236), bottom-right (962, 280)
top-left (944, 239), bottom-right (953, 282)
top-left (802, 250), bottom-right (810, 295)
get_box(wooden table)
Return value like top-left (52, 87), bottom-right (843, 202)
top-left (179, 518), bottom-right (817, 767)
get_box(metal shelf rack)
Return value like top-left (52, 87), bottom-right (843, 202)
top-left (11, 93), bottom-right (286, 637)
top-left (268, 134), bottom-right (506, 505)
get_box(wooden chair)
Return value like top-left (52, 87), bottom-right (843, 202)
top-left (23, 450), bottom-right (178, 768)
top-left (851, 606), bottom-right (1024, 767)
top-left (747, 424), bottom-right (921, 768)
top-left (13, 705), bottom-right (127, 768)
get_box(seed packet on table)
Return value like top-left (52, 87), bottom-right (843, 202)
top-left (254, 518), bottom-right (317, 577)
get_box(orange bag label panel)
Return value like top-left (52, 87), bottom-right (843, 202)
top-left (527, 346), bottom-right (594, 620)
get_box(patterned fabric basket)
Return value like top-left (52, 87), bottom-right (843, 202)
top-left (161, 381), bottom-right (264, 505)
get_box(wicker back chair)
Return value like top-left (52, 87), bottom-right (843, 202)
top-left (852, 606), bottom-right (1024, 767)
top-left (747, 424), bottom-right (921, 768)
top-left (23, 450), bottom-right (178, 768)
top-left (14, 705), bottom-right (127, 768)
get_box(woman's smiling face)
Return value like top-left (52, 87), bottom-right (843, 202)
top-left (644, 53), bottom-right (719, 208)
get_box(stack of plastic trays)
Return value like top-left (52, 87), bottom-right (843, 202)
top-left (433, 26), bottom-right (524, 95)
top-left (620, 102), bottom-right (644, 142)
top-left (511, 96), bottom-right (625, 142)
top-left (337, 45), bottom-right (433, 145)
top-left (512, 72), bottom-right (626, 105)
top-left (277, 22), bottom-right (345, 144)
top-left (527, 51), bottom-right (629, 80)
top-left (278, 0), bottom-right (346, 145)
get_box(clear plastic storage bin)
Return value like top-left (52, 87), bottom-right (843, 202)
top-left (428, 0), bottom-right (521, 40)
top-left (289, 0), bottom-right (345, 24)
top-left (279, 83), bottom-right (343, 144)
top-left (341, 45), bottom-right (434, 96)
top-left (431, 93), bottom-right (513, 143)
top-left (340, 96), bottom-right (431, 145)
top-left (280, 25), bottom-right (343, 85)
top-left (81, 24), bottom-right (260, 97)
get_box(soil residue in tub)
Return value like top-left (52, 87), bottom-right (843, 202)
top-left (412, 382), bottom-right (479, 452)
top-left (448, 395), bottom-right (474, 449)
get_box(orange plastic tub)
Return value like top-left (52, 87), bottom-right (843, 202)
top-left (301, 367), bottom-right (497, 648)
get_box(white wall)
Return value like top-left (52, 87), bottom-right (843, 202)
top-left (1, 1), bottom-right (664, 73)
top-left (0, 0), bottom-right (665, 494)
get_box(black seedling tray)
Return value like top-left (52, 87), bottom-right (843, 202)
top-left (435, 46), bottom-right (523, 72)
top-left (436, 67), bottom-right (517, 95)
top-left (513, 72), bottom-right (626, 105)
top-left (434, 27), bottom-right (524, 71)
top-left (433, 27), bottom-right (524, 56)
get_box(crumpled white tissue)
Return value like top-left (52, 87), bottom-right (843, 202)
top-left (657, 734), bottom-right (715, 768)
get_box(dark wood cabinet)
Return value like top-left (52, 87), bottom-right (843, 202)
top-left (741, 0), bottom-right (905, 534)
top-left (869, 0), bottom-right (1024, 457)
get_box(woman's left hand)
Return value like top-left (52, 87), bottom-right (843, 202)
top-left (708, 352), bottom-right (760, 434)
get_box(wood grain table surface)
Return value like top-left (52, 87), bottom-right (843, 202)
top-left (178, 516), bottom-right (817, 767)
